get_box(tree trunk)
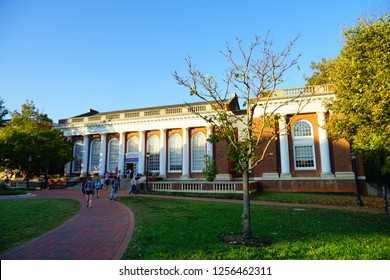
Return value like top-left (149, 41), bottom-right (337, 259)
top-left (242, 168), bottom-right (251, 239)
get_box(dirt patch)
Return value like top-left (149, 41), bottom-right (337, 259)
top-left (219, 235), bottom-right (273, 247)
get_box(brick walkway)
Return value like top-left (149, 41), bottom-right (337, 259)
top-left (0, 188), bottom-right (134, 260)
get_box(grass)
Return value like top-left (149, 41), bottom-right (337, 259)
top-left (252, 192), bottom-right (386, 209)
top-left (0, 192), bottom-right (389, 259)
top-left (0, 198), bottom-right (81, 254)
top-left (149, 190), bottom-right (387, 210)
top-left (0, 186), bottom-right (27, 196)
top-left (121, 196), bottom-right (390, 260)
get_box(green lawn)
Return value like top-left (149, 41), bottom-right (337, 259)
top-left (252, 192), bottom-right (385, 209)
top-left (0, 199), bottom-right (81, 254)
top-left (0, 193), bottom-right (389, 259)
top-left (121, 196), bottom-right (390, 260)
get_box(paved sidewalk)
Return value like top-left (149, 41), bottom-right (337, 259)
top-left (0, 188), bottom-right (134, 260)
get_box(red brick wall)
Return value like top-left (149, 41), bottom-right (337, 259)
top-left (259, 179), bottom-right (366, 194)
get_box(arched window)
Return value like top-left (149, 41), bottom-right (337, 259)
top-left (147, 135), bottom-right (160, 172)
top-left (292, 120), bottom-right (316, 169)
top-left (107, 138), bottom-right (119, 172)
top-left (89, 139), bottom-right (101, 173)
top-left (72, 140), bottom-right (83, 173)
top-left (191, 132), bottom-right (206, 172)
top-left (127, 136), bottom-right (139, 154)
top-left (168, 134), bottom-right (182, 172)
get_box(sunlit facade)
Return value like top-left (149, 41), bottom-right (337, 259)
top-left (58, 85), bottom-right (366, 193)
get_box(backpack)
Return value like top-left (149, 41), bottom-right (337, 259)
top-left (113, 179), bottom-right (119, 190)
top-left (84, 181), bottom-right (93, 192)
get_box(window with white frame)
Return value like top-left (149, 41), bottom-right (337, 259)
top-left (107, 138), bottom-right (119, 172)
top-left (168, 134), bottom-right (182, 172)
top-left (90, 139), bottom-right (101, 173)
top-left (292, 120), bottom-right (316, 169)
top-left (147, 135), bottom-right (160, 172)
top-left (191, 132), bottom-right (206, 172)
top-left (127, 136), bottom-right (139, 153)
top-left (72, 140), bottom-right (83, 173)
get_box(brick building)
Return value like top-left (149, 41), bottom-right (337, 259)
top-left (57, 85), bottom-right (366, 194)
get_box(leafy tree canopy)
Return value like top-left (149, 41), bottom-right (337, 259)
top-left (306, 14), bottom-right (390, 176)
top-left (0, 97), bottom-right (9, 127)
top-left (0, 100), bottom-right (73, 176)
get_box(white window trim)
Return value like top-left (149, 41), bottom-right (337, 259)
top-left (191, 132), bottom-right (206, 173)
top-left (147, 135), bottom-right (160, 172)
top-left (72, 140), bottom-right (83, 173)
top-left (89, 139), bottom-right (101, 173)
top-left (107, 138), bottom-right (119, 172)
top-left (168, 134), bottom-right (183, 173)
top-left (292, 120), bottom-right (316, 170)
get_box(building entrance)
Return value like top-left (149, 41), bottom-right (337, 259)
top-left (125, 163), bottom-right (135, 178)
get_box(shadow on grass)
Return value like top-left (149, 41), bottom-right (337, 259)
top-left (120, 196), bottom-right (390, 260)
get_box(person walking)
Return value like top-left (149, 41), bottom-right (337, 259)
top-left (109, 176), bottom-right (119, 201)
top-left (129, 178), bottom-right (137, 195)
top-left (95, 177), bottom-right (103, 198)
top-left (81, 176), bottom-right (87, 197)
top-left (104, 173), bottom-right (111, 197)
top-left (84, 177), bottom-right (95, 208)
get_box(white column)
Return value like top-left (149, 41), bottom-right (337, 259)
top-left (160, 129), bottom-right (167, 177)
top-left (138, 131), bottom-right (146, 175)
top-left (206, 126), bottom-right (213, 158)
top-left (317, 112), bottom-right (333, 177)
top-left (118, 132), bottom-right (126, 177)
top-left (81, 135), bottom-right (89, 177)
top-left (279, 116), bottom-right (291, 177)
top-left (64, 137), bottom-right (72, 175)
top-left (181, 127), bottom-right (190, 179)
top-left (99, 133), bottom-right (107, 176)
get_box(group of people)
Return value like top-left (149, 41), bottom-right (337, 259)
top-left (81, 174), bottom-right (138, 208)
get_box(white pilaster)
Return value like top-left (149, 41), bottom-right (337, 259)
top-left (206, 126), bottom-right (213, 158)
top-left (118, 132), bottom-right (126, 177)
top-left (317, 112), bottom-right (333, 177)
top-left (64, 137), bottom-right (72, 175)
top-left (99, 133), bottom-right (107, 176)
top-left (279, 115), bottom-right (291, 177)
top-left (138, 131), bottom-right (146, 175)
top-left (160, 129), bottom-right (167, 177)
top-left (181, 127), bottom-right (190, 179)
top-left (81, 135), bottom-right (89, 177)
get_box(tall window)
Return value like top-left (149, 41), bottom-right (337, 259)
top-left (127, 136), bottom-right (139, 154)
top-left (191, 132), bottom-right (206, 172)
top-left (147, 135), bottom-right (160, 172)
top-left (107, 138), bottom-right (119, 172)
top-left (90, 140), bottom-right (101, 173)
top-left (168, 134), bottom-right (182, 172)
top-left (72, 140), bottom-right (83, 173)
top-left (292, 120), bottom-right (316, 169)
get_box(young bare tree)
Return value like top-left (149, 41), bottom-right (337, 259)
top-left (173, 33), bottom-right (311, 239)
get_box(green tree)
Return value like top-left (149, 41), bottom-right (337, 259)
top-left (0, 97), bottom-right (8, 127)
top-left (173, 34), bottom-right (311, 238)
top-left (202, 154), bottom-right (218, 182)
top-left (0, 101), bottom-right (73, 176)
top-left (304, 58), bottom-right (336, 86)
top-left (307, 14), bottom-right (390, 181)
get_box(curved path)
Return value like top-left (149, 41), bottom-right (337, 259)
top-left (0, 189), bottom-right (134, 260)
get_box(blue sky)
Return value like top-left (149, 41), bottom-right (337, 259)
top-left (0, 0), bottom-right (388, 123)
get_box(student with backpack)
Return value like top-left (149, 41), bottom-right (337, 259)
top-left (109, 176), bottom-right (119, 201)
top-left (84, 177), bottom-right (95, 208)
top-left (129, 178), bottom-right (137, 195)
top-left (95, 177), bottom-right (103, 198)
